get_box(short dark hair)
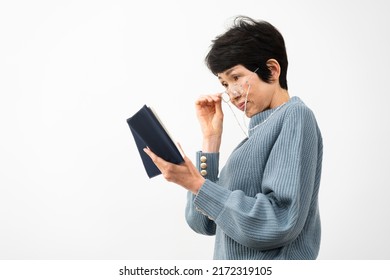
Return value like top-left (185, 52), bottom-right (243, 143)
top-left (205, 16), bottom-right (288, 90)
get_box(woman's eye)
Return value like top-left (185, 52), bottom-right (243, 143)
top-left (233, 75), bottom-right (239, 81)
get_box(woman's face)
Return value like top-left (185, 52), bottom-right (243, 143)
top-left (218, 65), bottom-right (275, 117)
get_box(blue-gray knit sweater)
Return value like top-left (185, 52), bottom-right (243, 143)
top-left (185, 96), bottom-right (323, 259)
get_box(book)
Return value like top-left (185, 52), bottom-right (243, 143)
top-left (126, 105), bottom-right (184, 178)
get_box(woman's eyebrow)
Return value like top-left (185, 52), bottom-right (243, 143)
top-left (218, 67), bottom-right (238, 80)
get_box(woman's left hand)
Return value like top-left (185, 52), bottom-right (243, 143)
top-left (143, 145), bottom-right (205, 194)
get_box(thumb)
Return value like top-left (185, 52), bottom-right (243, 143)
top-left (215, 94), bottom-right (223, 113)
top-left (176, 142), bottom-right (187, 160)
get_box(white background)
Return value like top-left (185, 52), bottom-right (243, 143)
top-left (1, 0), bottom-right (389, 260)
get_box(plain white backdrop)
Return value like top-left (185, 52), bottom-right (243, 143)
top-left (1, 0), bottom-right (389, 259)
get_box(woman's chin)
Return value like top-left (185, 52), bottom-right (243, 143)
top-left (245, 110), bottom-right (253, 118)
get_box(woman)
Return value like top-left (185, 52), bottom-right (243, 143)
top-left (144, 16), bottom-right (323, 260)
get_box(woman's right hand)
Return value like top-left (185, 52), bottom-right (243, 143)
top-left (195, 93), bottom-right (224, 152)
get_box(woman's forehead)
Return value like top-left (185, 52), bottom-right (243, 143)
top-left (217, 65), bottom-right (247, 79)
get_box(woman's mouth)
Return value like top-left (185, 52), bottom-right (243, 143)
top-left (237, 101), bottom-right (247, 111)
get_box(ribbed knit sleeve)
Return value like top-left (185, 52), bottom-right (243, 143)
top-left (185, 152), bottom-right (219, 236)
top-left (189, 98), bottom-right (323, 259)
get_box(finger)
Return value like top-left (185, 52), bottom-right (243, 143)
top-left (196, 99), bottom-right (214, 108)
top-left (199, 95), bottom-right (213, 105)
top-left (195, 96), bottom-right (210, 106)
top-left (211, 93), bottom-right (222, 102)
top-left (143, 147), bottom-right (159, 163)
top-left (143, 147), bottom-right (171, 174)
top-left (176, 143), bottom-right (195, 171)
top-left (196, 93), bottom-right (222, 104)
top-left (215, 96), bottom-right (223, 112)
top-left (176, 142), bottom-right (186, 159)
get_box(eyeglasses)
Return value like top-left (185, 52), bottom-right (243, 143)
top-left (221, 67), bottom-right (259, 103)
top-left (221, 83), bottom-right (245, 103)
top-left (220, 67), bottom-right (259, 137)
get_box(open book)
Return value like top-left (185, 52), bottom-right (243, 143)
top-left (126, 105), bottom-right (184, 178)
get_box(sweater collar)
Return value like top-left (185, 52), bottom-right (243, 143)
top-left (248, 96), bottom-right (300, 135)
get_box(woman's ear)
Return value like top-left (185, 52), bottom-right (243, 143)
top-left (266, 59), bottom-right (281, 82)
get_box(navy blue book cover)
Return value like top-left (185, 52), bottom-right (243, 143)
top-left (126, 105), bottom-right (184, 178)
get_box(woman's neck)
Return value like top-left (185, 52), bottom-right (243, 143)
top-left (270, 88), bottom-right (290, 108)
